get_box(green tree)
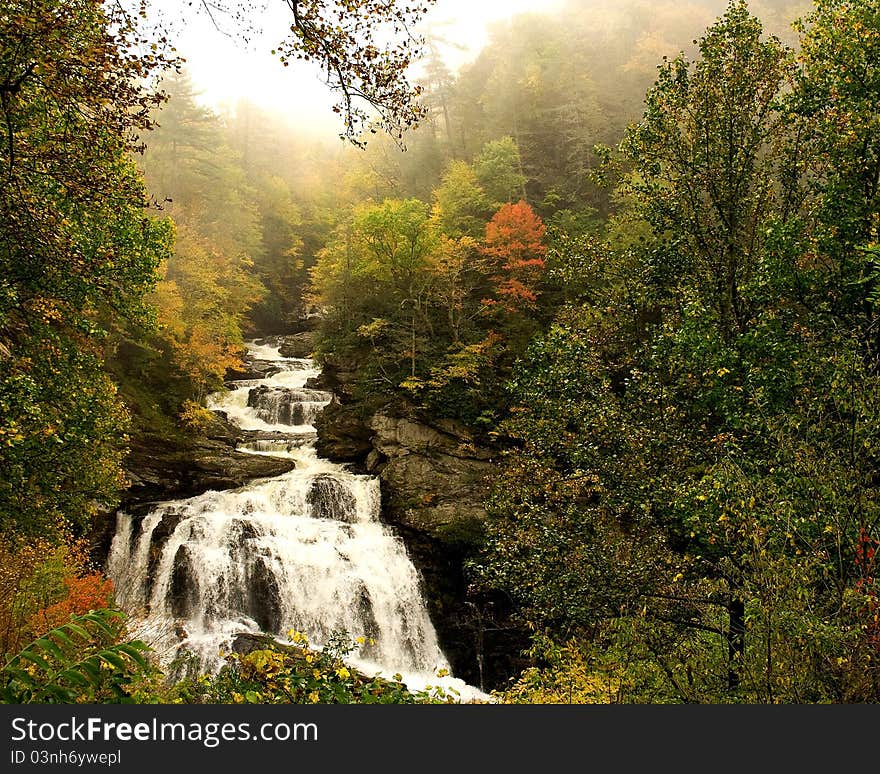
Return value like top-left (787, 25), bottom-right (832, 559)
top-left (474, 137), bottom-right (527, 208)
top-left (0, 0), bottom-right (172, 537)
top-left (352, 198), bottom-right (439, 379)
top-left (793, 0), bottom-right (880, 247)
top-left (477, 1), bottom-right (880, 702)
top-left (311, 198), bottom-right (439, 384)
top-left (790, 0), bottom-right (880, 351)
top-left (431, 161), bottom-right (491, 240)
top-left (620, 0), bottom-right (797, 340)
top-left (249, 175), bottom-right (306, 333)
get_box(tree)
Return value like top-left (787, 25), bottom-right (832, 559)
top-left (421, 32), bottom-right (462, 153)
top-left (793, 0), bottom-right (880, 248)
top-left (310, 199), bottom-right (439, 383)
top-left (431, 161), bottom-right (491, 240)
top-left (354, 198), bottom-right (439, 378)
top-left (0, 0), bottom-right (172, 537)
top-left (474, 137), bottom-right (528, 208)
top-left (605, 0), bottom-right (804, 694)
top-left (427, 236), bottom-right (481, 345)
top-left (151, 222), bottom-right (263, 399)
top-left (250, 175), bottom-right (306, 332)
top-left (269, 0), bottom-right (437, 146)
top-left (481, 201), bottom-right (547, 316)
top-left (620, 0), bottom-right (796, 341)
top-left (790, 0), bottom-right (880, 354)
top-left (135, 76), bottom-right (269, 402)
top-left (139, 72), bottom-right (218, 210)
top-left (476, 2), bottom-right (880, 702)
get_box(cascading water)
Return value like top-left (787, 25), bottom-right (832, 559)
top-left (108, 339), bottom-right (478, 698)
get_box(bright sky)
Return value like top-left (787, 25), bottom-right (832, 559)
top-left (151, 0), bottom-right (563, 136)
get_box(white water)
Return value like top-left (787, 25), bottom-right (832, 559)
top-left (108, 340), bottom-right (483, 700)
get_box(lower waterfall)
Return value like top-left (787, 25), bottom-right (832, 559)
top-left (108, 339), bottom-right (481, 699)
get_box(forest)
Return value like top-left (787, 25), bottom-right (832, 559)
top-left (1, 0), bottom-right (879, 705)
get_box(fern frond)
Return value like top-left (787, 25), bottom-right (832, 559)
top-left (1, 609), bottom-right (153, 704)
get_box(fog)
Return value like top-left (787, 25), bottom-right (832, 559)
top-left (151, 0), bottom-right (564, 137)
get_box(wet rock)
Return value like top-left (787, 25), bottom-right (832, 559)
top-left (370, 412), bottom-right (494, 461)
top-left (356, 407), bottom-right (512, 688)
top-left (304, 373), bottom-right (332, 391)
top-left (365, 449), bottom-right (382, 473)
top-left (238, 430), bottom-right (315, 455)
top-left (120, 433), bottom-right (297, 508)
top-left (249, 557), bottom-right (282, 634)
top-left (169, 545), bottom-right (198, 619)
top-left (231, 632), bottom-right (280, 656)
top-left (307, 474), bottom-right (358, 522)
top-left (202, 410), bottom-right (243, 444)
top-left (230, 518), bottom-right (260, 543)
top-left (353, 583), bottom-right (381, 656)
top-left (309, 391), bottom-right (516, 688)
top-left (277, 331), bottom-right (315, 359)
top-left (190, 448), bottom-right (297, 489)
top-left (144, 507), bottom-right (190, 596)
top-left (310, 354), bottom-right (360, 402)
top-left (226, 359), bottom-right (283, 381)
top-left (314, 401), bottom-right (373, 464)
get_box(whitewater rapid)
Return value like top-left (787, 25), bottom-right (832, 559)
top-left (108, 339), bottom-right (484, 701)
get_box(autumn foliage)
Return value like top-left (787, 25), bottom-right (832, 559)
top-left (481, 201), bottom-right (547, 311)
top-left (27, 573), bottom-right (113, 637)
top-left (0, 535), bottom-right (114, 656)
top-left (854, 528), bottom-right (880, 649)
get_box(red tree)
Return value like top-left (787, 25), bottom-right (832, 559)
top-left (28, 573), bottom-right (114, 636)
top-left (481, 200), bottom-right (547, 312)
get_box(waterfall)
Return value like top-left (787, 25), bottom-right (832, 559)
top-left (108, 339), bottom-right (477, 697)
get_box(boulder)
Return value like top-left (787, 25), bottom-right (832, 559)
top-left (314, 401), bottom-right (373, 463)
top-left (307, 473), bottom-right (358, 522)
top-left (225, 359), bottom-right (282, 381)
top-left (189, 446), bottom-right (297, 490)
top-left (277, 331), bottom-right (315, 359)
top-left (370, 412), bottom-right (494, 461)
top-left (169, 545), bottom-right (199, 619)
top-left (121, 433), bottom-right (297, 507)
top-left (202, 410), bottom-right (243, 444)
top-left (249, 557), bottom-right (283, 634)
top-left (231, 632), bottom-right (281, 656)
top-left (309, 353), bottom-right (360, 401)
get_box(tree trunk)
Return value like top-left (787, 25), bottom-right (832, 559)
top-left (411, 312), bottom-right (417, 378)
top-left (727, 598), bottom-right (745, 691)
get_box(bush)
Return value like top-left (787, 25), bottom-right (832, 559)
top-left (180, 631), bottom-right (458, 704)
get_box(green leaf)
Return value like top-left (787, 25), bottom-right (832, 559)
top-left (17, 650), bottom-right (52, 671)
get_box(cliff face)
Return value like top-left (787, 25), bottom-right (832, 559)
top-left (366, 410), bottom-right (494, 544)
